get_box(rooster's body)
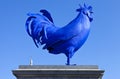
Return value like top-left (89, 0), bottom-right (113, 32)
top-left (26, 4), bottom-right (93, 65)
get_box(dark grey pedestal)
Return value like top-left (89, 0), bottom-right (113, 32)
top-left (12, 65), bottom-right (104, 79)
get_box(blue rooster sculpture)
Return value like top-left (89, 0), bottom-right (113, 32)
top-left (25, 4), bottom-right (93, 65)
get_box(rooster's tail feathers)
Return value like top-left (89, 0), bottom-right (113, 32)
top-left (25, 13), bottom-right (53, 47)
top-left (25, 16), bottom-right (36, 37)
top-left (40, 9), bottom-right (54, 23)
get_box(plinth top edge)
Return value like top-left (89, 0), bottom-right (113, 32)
top-left (19, 65), bottom-right (99, 69)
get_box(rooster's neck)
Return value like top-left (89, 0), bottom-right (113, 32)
top-left (75, 12), bottom-right (90, 29)
top-left (76, 12), bottom-right (89, 21)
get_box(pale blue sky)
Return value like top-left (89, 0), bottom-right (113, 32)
top-left (0, 0), bottom-right (120, 79)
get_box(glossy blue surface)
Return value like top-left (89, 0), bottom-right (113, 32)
top-left (26, 4), bottom-right (93, 65)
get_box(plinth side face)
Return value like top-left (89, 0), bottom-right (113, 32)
top-left (12, 65), bottom-right (104, 79)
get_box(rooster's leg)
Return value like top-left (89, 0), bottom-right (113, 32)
top-left (66, 57), bottom-right (70, 65)
top-left (66, 47), bottom-right (74, 65)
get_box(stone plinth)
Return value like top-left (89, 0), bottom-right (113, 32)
top-left (12, 65), bottom-right (104, 79)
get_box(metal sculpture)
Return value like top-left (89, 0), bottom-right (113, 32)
top-left (25, 4), bottom-right (93, 65)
